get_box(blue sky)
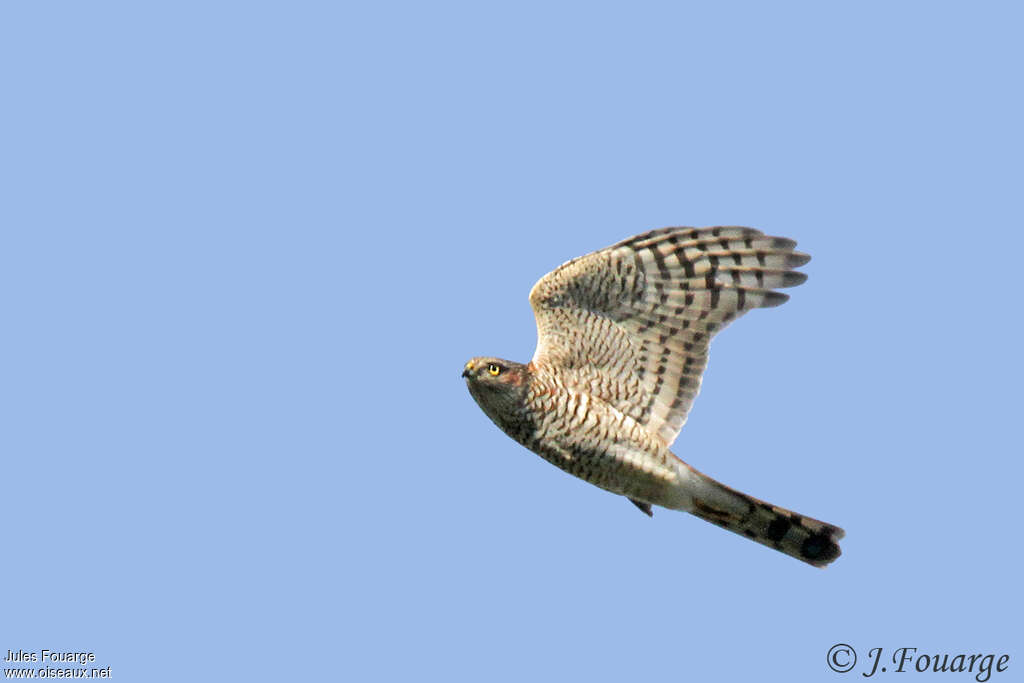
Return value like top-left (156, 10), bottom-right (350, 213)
top-left (3, 2), bottom-right (1021, 681)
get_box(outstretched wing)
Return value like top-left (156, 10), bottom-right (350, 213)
top-left (529, 226), bottom-right (810, 447)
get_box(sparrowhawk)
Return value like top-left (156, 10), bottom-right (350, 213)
top-left (462, 226), bottom-right (844, 567)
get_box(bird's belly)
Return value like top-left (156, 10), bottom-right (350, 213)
top-left (522, 393), bottom-right (685, 508)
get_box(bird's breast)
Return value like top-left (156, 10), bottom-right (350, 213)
top-left (521, 377), bottom-right (683, 502)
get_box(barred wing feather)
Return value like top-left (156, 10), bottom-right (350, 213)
top-left (529, 226), bottom-right (810, 447)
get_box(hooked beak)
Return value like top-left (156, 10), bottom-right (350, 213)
top-left (461, 368), bottom-right (471, 378)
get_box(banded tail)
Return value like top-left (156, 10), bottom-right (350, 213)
top-left (677, 463), bottom-right (845, 567)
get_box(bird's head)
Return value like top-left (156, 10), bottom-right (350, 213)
top-left (462, 357), bottom-right (530, 429)
top-left (461, 357), bottom-right (526, 384)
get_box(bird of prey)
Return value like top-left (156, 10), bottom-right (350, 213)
top-left (462, 226), bottom-right (844, 567)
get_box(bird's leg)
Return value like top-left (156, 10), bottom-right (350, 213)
top-left (629, 498), bottom-right (653, 517)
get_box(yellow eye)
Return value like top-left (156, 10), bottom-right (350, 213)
top-left (488, 364), bottom-right (501, 376)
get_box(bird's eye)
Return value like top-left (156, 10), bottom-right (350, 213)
top-left (488, 364), bottom-right (501, 376)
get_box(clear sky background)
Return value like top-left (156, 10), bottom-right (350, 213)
top-left (3, 2), bottom-right (1021, 681)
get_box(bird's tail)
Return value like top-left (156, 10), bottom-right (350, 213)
top-left (676, 463), bottom-right (845, 567)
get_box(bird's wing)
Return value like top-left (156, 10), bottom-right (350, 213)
top-left (529, 227), bottom-right (809, 447)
